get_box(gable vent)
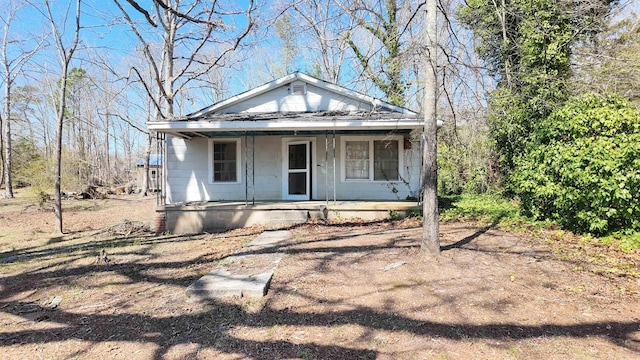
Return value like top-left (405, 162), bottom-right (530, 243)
top-left (289, 83), bottom-right (306, 95)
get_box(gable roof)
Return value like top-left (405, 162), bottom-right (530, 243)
top-left (187, 72), bottom-right (418, 118)
top-left (148, 72), bottom-right (432, 138)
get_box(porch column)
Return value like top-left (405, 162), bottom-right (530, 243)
top-left (244, 132), bottom-right (255, 205)
top-left (324, 131), bottom-right (337, 205)
top-left (156, 131), bottom-right (166, 206)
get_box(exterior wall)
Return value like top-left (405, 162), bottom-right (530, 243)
top-left (164, 134), bottom-right (422, 204)
top-left (315, 135), bottom-right (422, 201)
top-left (166, 135), bottom-right (285, 203)
top-left (220, 82), bottom-right (373, 113)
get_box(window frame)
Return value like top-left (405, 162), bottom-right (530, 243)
top-left (341, 135), bottom-right (403, 182)
top-left (208, 138), bottom-right (242, 184)
top-left (289, 81), bottom-right (307, 95)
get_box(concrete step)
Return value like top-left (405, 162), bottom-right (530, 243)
top-left (186, 230), bottom-right (291, 300)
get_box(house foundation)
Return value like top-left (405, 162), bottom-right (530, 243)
top-left (159, 201), bottom-right (420, 234)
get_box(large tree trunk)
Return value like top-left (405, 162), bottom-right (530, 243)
top-left (421, 0), bottom-right (440, 256)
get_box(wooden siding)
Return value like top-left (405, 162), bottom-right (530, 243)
top-left (164, 134), bottom-right (421, 204)
top-left (219, 83), bottom-right (374, 114)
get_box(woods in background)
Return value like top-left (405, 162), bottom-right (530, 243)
top-left (0, 0), bottom-right (638, 237)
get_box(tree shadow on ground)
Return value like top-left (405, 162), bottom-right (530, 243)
top-left (441, 221), bottom-right (498, 251)
top-left (1, 294), bottom-right (638, 359)
top-left (0, 232), bottom-right (188, 264)
top-left (1, 222), bottom-right (638, 359)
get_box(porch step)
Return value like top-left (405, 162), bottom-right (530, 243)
top-left (186, 230), bottom-right (291, 299)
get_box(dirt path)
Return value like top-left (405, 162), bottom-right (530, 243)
top-left (0, 195), bottom-right (638, 359)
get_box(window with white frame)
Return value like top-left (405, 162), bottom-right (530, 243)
top-left (342, 136), bottom-right (402, 181)
top-left (210, 138), bottom-right (241, 183)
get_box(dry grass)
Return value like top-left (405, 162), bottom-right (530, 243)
top-left (0, 193), bottom-right (638, 359)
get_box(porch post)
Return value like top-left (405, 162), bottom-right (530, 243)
top-left (325, 132), bottom-right (329, 204)
top-left (252, 134), bottom-right (255, 204)
top-left (156, 131), bottom-right (165, 207)
top-left (324, 131), bottom-right (337, 205)
top-left (244, 132), bottom-right (255, 205)
top-left (245, 133), bottom-right (248, 205)
top-left (332, 130), bottom-right (336, 203)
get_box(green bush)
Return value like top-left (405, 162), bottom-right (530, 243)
top-left (438, 121), bottom-right (495, 195)
top-left (13, 138), bottom-right (53, 190)
top-left (512, 93), bottom-right (640, 235)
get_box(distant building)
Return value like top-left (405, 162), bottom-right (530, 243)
top-left (136, 154), bottom-right (162, 192)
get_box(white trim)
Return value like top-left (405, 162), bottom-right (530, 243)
top-left (148, 119), bottom-right (423, 133)
top-left (281, 137), bottom-right (316, 200)
top-left (208, 138), bottom-right (242, 185)
top-left (340, 135), bottom-right (404, 182)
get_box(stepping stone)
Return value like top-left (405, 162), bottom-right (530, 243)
top-left (186, 230), bottom-right (291, 300)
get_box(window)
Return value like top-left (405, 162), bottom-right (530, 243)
top-left (343, 137), bottom-right (401, 181)
top-left (345, 141), bottom-right (369, 179)
top-left (210, 139), bottom-right (240, 183)
top-left (373, 140), bottom-right (399, 180)
top-left (289, 83), bottom-right (306, 95)
top-left (150, 170), bottom-right (157, 180)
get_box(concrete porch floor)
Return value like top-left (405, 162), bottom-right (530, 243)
top-left (159, 200), bottom-right (421, 234)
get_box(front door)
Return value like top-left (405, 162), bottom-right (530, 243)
top-left (285, 141), bottom-right (310, 200)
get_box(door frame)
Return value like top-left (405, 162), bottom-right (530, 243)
top-left (282, 137), bottom-right (316, 200)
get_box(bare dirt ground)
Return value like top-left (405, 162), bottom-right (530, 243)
top-left (0, 192), bottom-right (639, 359)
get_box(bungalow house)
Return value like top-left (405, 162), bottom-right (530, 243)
top-left (147, 72), bottom-right (431, 233)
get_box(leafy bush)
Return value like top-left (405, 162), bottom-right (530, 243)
top-left (438, 121), bottom-right (495, 195)
top-left (512, 93), bottom-right (640, 235)
top-left (13, 138), bottom-right (53, 190)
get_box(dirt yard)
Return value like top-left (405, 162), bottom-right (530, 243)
top-left (0, 192), bottom-right (639, 359)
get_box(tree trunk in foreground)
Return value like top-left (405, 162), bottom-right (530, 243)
top-left (421, 0), bottom-right (440, 256)
top-left (47, 0), bottom-right (81, 233)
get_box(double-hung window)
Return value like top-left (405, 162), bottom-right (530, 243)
top-left (210, 138), bottom-right (241, 183)
top-left (342, 136), bottom-right (402, 181)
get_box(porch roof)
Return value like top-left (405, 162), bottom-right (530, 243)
top-left (147, 110), bottom-right (429, 139)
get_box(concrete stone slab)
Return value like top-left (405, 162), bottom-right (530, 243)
top-left (245, 230), bottom-right (292, 249)
top-left (186, 230), bottom-right (291, 300)
top-left (186, 268), bottom-right (274, 299)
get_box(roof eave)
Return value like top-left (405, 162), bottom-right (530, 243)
top-left (147, 119), bottom-right (424, 133)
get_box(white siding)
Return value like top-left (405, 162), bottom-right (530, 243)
top-left (166, 135), bottom-right (284, 203)
top-left (220, 83), bottom-right (374, 113)
top-left (166, 134), bottom-right (422, 203)
top-left (315, 135), bottom-right (421, 201)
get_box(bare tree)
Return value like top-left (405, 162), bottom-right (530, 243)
top-left (286, 0), bottom-right (354, 83)
top-left (421, 0), bottom-right (439, 255)
top-left (1, 0), bottom-right (44, 198)
top-left (113, 0), bottom-right (256, 196)
top-left (38, 0), bottom-right (82, 233)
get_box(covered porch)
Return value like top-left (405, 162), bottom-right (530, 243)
top-left (158, 200), bottom-right (421, 234)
